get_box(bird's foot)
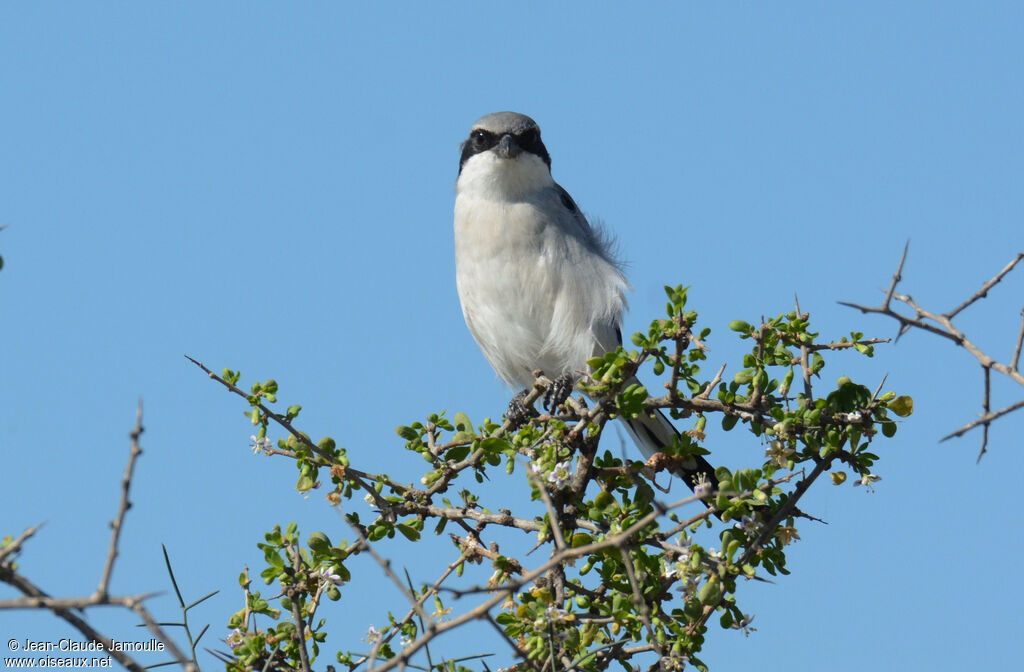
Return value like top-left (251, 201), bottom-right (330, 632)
top-left (543, 372), bottom-right (576, 413)
top-left (506, 389), bottom-right (539, 429)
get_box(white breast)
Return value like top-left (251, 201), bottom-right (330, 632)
top-left (454, 153), bottom-right (627, 388)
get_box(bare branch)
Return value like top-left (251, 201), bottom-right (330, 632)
top-left (697, 362), bottom-right (727, 400)
top-left (98, 398), bottom-right (143, 599)
top-left (523, 460), bottom-right (566, 552)
top-left (618, 548), bottom-right (660, 658)
top-left (0, 405), bottom-right (193, 671)
top-left (843, 249), bottom-right (1024, 456)
top-left (0, 523), bottom-right (43, 565)
top-left (348, 551), bottom-right (474, 672)
top-left (945, 252), bottom-right (1024, 319)
top-left (346, 519), bottom-right (435, 629)
top-left (941, 397), bottom-right (1024, 444)
top-left (0, 571), bottom-right (154, 672)
top-left (287, 545), bottom-right (313, 672)
top-left (884, 240), bottom-right (910, 309)
top-left (1013, 308), bottom-right (1024, 373)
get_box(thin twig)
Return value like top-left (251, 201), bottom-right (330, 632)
top-left (1012, 309), bottom-right (1024, 373)
top-left (945, 252), bottom-right (1024, 319)
top-left (523, 459), bottom-right (566, 552)
top-left (0, 523), bottom-right (43, 565)
top-left (843, 248), bottom-right (1024, 457)
top-left (348, 550), bottom-right (472, 672)
top-left (345, 519), bottom-right (434, 627)
top-left (0, 405), bottom-right (193, 671)
top-left (941, 397), bottom-right (1024, 443)
top-left (618, 548), bottom-right (661, 658)
top-left (287, 545), bottom-right (313, 672)
top-left (884, 241), bottom-right (910, 309)
top-left (367, 489), bottom-right (709, 672)
top-left (484, 615), bottom-right (535, 669)
top-left (697, 363), bottom-right (727, 400)
top-left (98, 399), bottom-right (144, 599)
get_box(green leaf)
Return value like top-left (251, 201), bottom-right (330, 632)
top-left (571, 533), bottom-right (593, 548)
top-left (396, 524), bottom-right (421, 542)
top-left (889, 395), bottom-right (914, 417)
top-left (263, 547), bottom-right (284, 568)
top-left (445, 444), bottom-right (471, 462)
top-left (307, 531), bottom-right (331, 553)
top-left (698, 577), bottom-right (723, 605)
top-left (395, 426), bottom-right (419, 440)
top-left (453, 411), bottom-right (473, 432)
top-left (729, 320), bottom-right (753, 334)
top-left (480, 437), bottom-right (512, 453)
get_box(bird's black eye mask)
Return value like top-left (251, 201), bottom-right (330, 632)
top-left (458, 127), bottom-right (552, 174)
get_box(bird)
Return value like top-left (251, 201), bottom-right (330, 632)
top-left (453, 111), bottom-right (718, 497)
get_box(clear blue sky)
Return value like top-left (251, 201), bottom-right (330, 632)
top-left (2, 3), bottom-right (1022, 670)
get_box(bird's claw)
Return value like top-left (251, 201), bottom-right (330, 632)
top-left (543, 372), bottom-right (575, 413)
top-left (506, 390), bottom-right (539, 429)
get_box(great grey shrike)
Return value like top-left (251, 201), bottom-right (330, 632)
top-left (453, 111), bottom-right (717, 495)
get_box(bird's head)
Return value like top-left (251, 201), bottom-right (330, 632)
top-left (457, 111), bottom-right (554, 199)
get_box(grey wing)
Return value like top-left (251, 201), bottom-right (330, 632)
top-left (554, 182), bottom-right (623, 271)
top-left (549, 182), bottom-right (629, 360)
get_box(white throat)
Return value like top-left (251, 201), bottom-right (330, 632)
top-left (456, 151), bottom-right (555, 202)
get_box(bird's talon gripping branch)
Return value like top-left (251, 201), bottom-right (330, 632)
top-left (544, 372), bottom-right (576, 413)
top-left (506, 389), bottom-right (539, 429)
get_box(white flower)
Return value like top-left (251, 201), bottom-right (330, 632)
top-left (226, 628), bottom-right (245, 650)
top-left (677, 576), bottom-right (699, 597)
top-left (853, 473), bottom-right (882, 491)
top-left (544, 605), bottom-right (569, 622)
top-left (317, 566), bottom-right (344, 586)
top-left (735, 515), bottom-right (762, 536)
top-left (776, 525), bottom-right (801, 546)
top-left (765, 440), bottom-right (795, 468)
top-left (693, 474), bottom-right (714, 498)
top-left (664, 552), bottom-right (692, 580)
top-left (548, 460), bottom-right (572, 489)
top-left (250, 435), bottom-right (274, 454)
top-left (364, 625), bottom-right (382, 645)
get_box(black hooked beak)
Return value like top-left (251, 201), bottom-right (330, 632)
top-left (496, 134), bottom-right (522, 159)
